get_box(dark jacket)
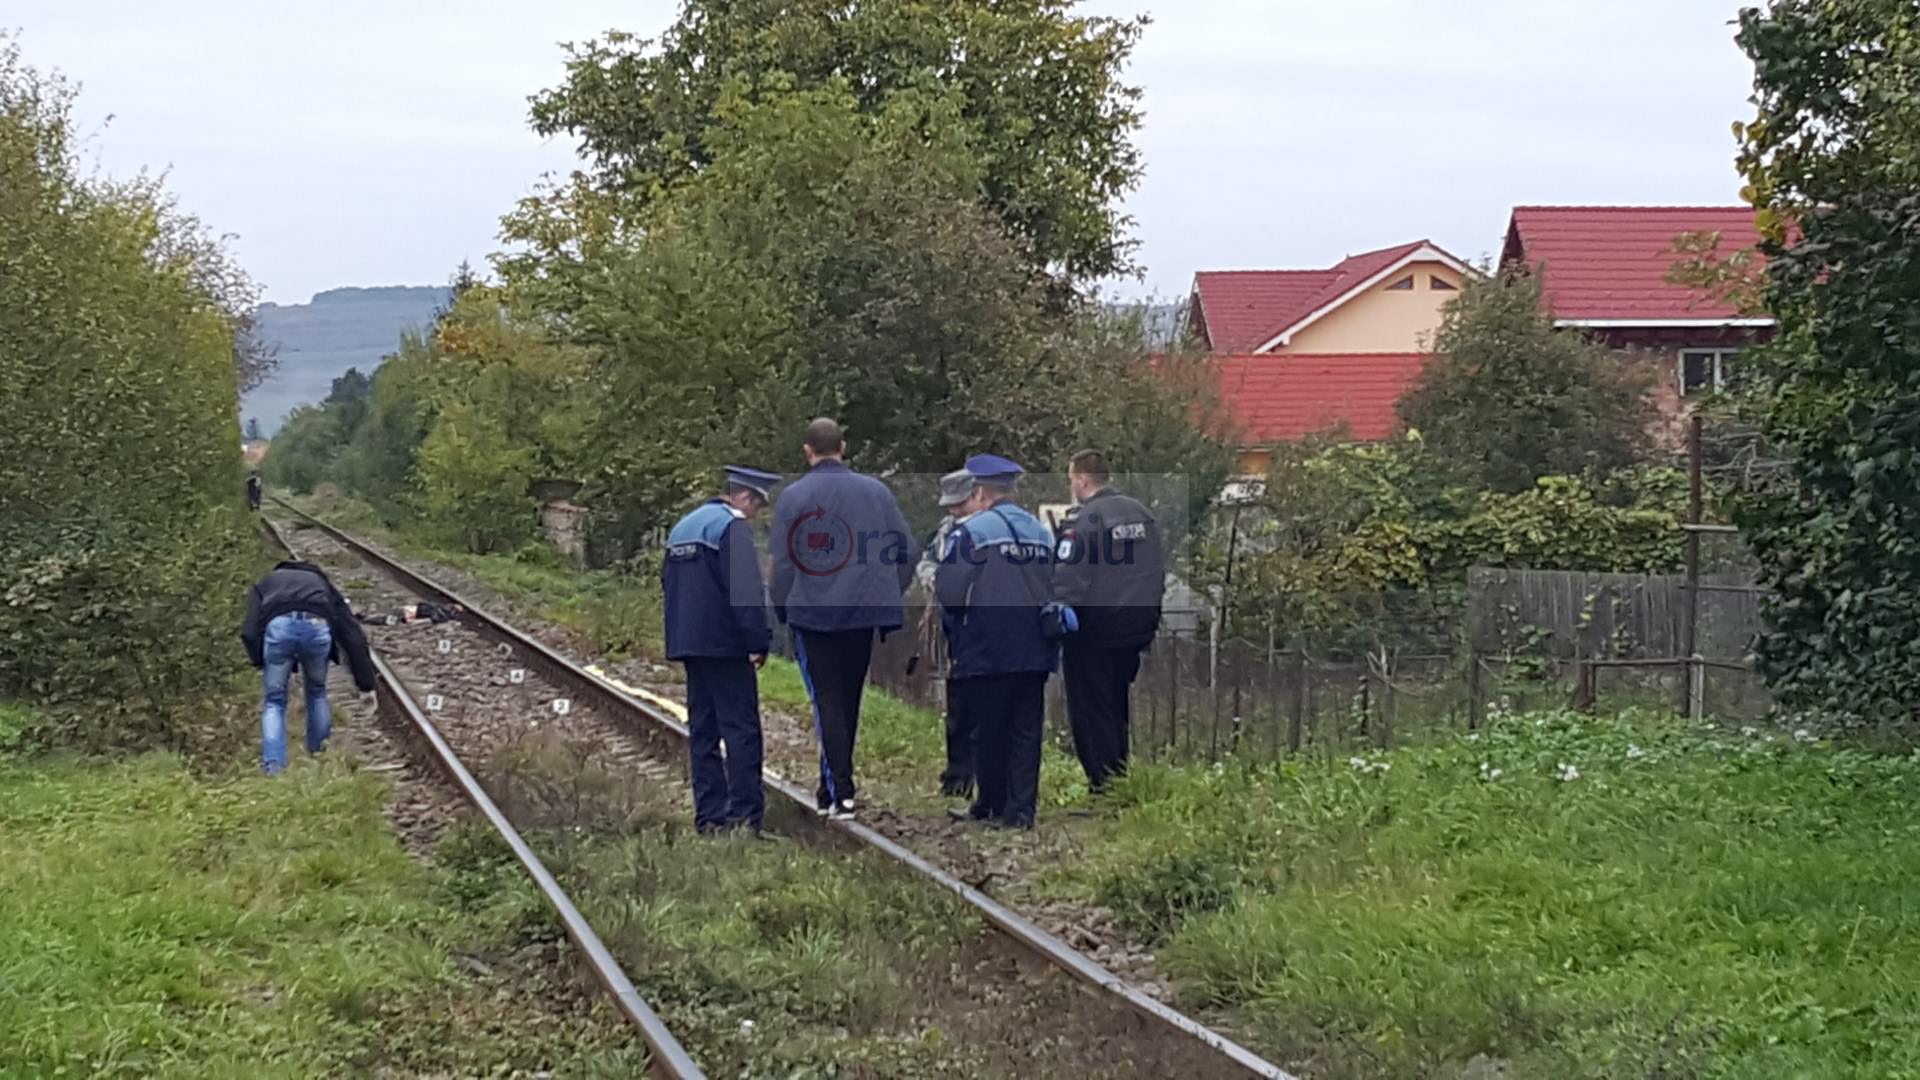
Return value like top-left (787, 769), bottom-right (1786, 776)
top-left (935, 500), bottom-right (1058, 678)
top-left (769, 459), bottom-right (915, 634)
top-left (662, 499), bottom-right (773, 660)
top-left (919, 518), bottom-right (961, 644)
top-left (239, 561), bottom-right (378, 692)
top-left (1052, 488), bottom-right (1166, 649)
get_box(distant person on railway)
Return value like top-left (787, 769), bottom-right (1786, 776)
top-left (240, 560), bottom-right (378, 775)
top-left (246, 472), bottom-right (262, 512)
top-left (1052, 450), bottom-right (1166, 794)
top-left (935, 455), bottom-right (1058, 830)
top-left (662, 465), bottom-right (781, 835)
top-left (769, 418), bottom-right (915, 820)
top-left (915, 467), bottom-right (976, 798)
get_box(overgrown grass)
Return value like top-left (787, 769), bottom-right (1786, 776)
top-left (1066, 710), bottom-right (1920, 1078)
top-left (0, 736), bottom-right (642, 1078)
top-left (498, 822), bottom-right (990, 1074)
top-left (433, 546), bottom-right (666, 659)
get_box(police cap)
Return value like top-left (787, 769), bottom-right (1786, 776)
top-left (963, 454), bottom-right (1023, 483)
top-left (724, 465), bottom-right (781, 500)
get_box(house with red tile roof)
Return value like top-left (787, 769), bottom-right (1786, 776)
top-left (1189, 240), bottom-right (1475, 472)
top-left (1500, 206), bottom-right (1772, 398)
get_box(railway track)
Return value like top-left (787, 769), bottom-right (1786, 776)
top-left (259, 513), bottom-right (703, 1079)
top-left (265, 500), bottom-right (1295, 1080)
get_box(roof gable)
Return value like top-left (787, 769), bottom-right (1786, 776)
top-left (1193, 241), bottom-right (1473, 353)
top-left (1503, 206), bottom-right (1769, 324)
top-left (1191, 269), bottom-right (1343, 354)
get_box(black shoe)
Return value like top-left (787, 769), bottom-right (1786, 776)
top-left (825, 798), bottom-right (857, 820)
top-left (987, 816), bottom-right (1035, 832)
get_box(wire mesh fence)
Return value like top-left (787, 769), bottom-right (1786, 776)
top-left (832, 565), bottom-right (1777, 767)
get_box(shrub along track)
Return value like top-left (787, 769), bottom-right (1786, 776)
top-left (267, 508), bottom-right (1290, 1079)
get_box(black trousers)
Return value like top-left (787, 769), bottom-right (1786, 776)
top-left (940, 676), bottom-right (974, 791)
top-left (963, 672), bottom-right (1047, 827)
top-left (794, 628), bottom-right (876, 805)
top-left (683, 658), bottom-right (764, 830)
top-left (1063, 638), bottom-right (1146, 792)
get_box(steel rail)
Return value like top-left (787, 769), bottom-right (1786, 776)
top-left (259, 515), bottom-right (706, 1080)
top-left (269, 499), bottom-right (1297, 1080)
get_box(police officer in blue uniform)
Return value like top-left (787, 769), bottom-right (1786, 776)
top-left (935, 454), bottom-right (1057, 830)
top-left (663, 465), bottom-right (780, 834)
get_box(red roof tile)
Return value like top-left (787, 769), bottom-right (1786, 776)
top-left (1503, 207), bottom-right (1765, 323)
top-left (1216, 353), bottom-right (1429, 444)
top-left (1191, 270), bottom-right (1340, 353)
top-left (1192, 240), bottom-right (1438, 353)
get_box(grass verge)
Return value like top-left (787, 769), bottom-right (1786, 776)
top-left (1067, 709), bottom-right (1920, 1078)
top-left (0, 729), bottom-right (642, 1078)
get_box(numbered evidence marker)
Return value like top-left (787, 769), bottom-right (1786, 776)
top-left (426, 694), bottom-right (445, 712)
top-left (438, 638), bottom-right (452, 655)
top-left (509, 669), bottom-right (527, 685)
top-left (551, 698), bottom-right (571, 716)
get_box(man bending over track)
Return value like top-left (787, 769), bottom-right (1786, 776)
top-left (239, 560), bottom-right (377, 774)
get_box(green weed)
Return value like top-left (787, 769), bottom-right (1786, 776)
top-left (1068, 711), bottom-right (1920, 1078)
top-left (0, 746), bottom-right (642, 1077)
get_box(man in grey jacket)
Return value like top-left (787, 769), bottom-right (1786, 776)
top-left (916, 467), bottom-right (974, 796)
top-left (769, 418), bottom-right (915, 819)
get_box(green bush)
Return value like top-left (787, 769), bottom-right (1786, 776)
top-left (1730, 1), bottom-right (1920, 732)
top-left (0, 43), bottom-right (256, 728)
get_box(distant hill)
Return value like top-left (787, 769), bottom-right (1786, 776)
top-left (241, 286), bottom-right (448, 434)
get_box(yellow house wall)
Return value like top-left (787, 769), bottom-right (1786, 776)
top-left (1276, 261), bottom-right (1465, 355)
top-left (1236, 448), bottom-right (1273, 475)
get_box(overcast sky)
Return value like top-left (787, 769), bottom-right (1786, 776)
top-left (11, 1), bottom-right (1755, 305)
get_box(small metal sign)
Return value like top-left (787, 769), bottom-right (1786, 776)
top-left (426, 694), bottom-right (445, 712)
top-left (437, 638), bottom-right (452, 654)
top-left (509, 669), bottom-right (526, 685)
top-left (551, 698), bottom-right (571, 716)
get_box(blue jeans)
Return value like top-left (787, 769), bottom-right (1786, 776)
top-left (261, 613), bottom-right (333, 774)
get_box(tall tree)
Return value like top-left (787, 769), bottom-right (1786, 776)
top-left (1398, 270), bottom-right (1660, 493)
top-left (522, 85), bottom-right (1223, 552)
top-left (1732, 0), bottom-right (1920, 728)
top-left (513, 0), bottom-right (1147, 289)
top-left (432, 259), bottom-right (481, 326)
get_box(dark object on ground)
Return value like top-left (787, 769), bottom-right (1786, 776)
top-left (357, 602), bottom-right (464, 626)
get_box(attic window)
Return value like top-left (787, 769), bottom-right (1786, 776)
top-left (1386, 276), bottom-right (1415, 291)
top-left (1430, 276), bottom-right (1458, 291)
